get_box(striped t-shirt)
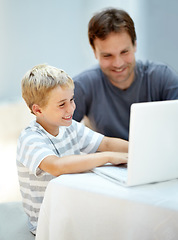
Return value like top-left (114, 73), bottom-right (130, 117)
top-left (16, 119), bottom-right (104, 234)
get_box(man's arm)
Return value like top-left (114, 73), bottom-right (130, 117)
top-left (73, 81), bottom-right (86, 122)
top-left (162, 65), bottom-right (178, 100)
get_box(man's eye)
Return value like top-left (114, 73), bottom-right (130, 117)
top-left (70, 97), bottom-right (75, 102)
top-left (103, 55), bottom-right (111, 58)
top-left (122, 50), bottom-right (129, 54)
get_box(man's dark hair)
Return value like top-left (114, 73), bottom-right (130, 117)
top-left (88, 8), bottom-right (137, 49)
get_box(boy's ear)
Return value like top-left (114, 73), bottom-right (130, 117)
top-left (32, 104), bottom-right (42, 115)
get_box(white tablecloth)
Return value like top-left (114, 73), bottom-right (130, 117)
top-left (36, 172), bottom-right (178, 240)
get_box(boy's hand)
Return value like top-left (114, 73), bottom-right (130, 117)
top-left (107, 152), bottom-right (128, 165)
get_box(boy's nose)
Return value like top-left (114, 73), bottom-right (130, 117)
top-left (66, 103), bottom-right (75, 113)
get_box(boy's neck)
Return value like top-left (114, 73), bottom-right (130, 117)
top-left (36, 118), bottom-right (59, 137)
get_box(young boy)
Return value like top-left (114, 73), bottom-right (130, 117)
top-left (16, 64), bottom-right (128, 235)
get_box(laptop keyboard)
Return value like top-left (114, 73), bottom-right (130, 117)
top-left (92, 164), bottom-right (128, 183)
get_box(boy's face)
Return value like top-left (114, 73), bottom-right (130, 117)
top-left (36, 86), bottom-right (76, 136)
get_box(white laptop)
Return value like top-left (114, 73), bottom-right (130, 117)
top-left (92, 100), bottom-right (178, 187)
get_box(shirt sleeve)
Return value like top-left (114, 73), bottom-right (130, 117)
top-left (73, 68), bottom-right (97, 121)
top-left (74, 120), bottom-right (104, 154)
top-left (149, 64), bottom-right (178, 100)
top-left (161, 65), bottom-right (178, 100)
top-left (16, 130), bottom-right (57, 176)
top-left (73, 80), bottom-right (87, 121)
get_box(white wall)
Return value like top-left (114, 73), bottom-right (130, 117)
top-left (0, 0), bottom-right (178, 102)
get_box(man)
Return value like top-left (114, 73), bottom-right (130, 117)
top-left (73, 8), bottom-right (178, 140)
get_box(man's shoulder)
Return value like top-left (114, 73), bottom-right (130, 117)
top-left (136, 60), bottom-right (171, 73)
top-left (135, 60), bottom-right (178, 88)
top-left (73, 64), bottom-right (102, 82)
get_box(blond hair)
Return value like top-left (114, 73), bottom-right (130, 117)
top-left (21, 64), bottom-right (74, 113)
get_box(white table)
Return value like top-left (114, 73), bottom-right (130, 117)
top-left (36, 172), bottom-right (178, 240)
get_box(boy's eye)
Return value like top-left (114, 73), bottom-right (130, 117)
top-left (59, 103), bottom-right (65, 107)
top-left (58, 97), bottom-right (74, 108)
top-left (70, 97), bottom-right (75, 102)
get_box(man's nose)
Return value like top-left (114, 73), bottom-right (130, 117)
top-left (112, 55), bottom-right (124, 68)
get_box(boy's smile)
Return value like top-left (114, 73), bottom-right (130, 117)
top-left (35, 86), bottom-right (76, 136)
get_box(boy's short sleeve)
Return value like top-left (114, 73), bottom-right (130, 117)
top-left (74, 120), bottom-right (104, 154)
top-left (16, 130), bottom-right (56, 177)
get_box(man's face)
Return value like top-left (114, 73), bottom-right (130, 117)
top-left (93, 31), bottom-right (137, 90)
